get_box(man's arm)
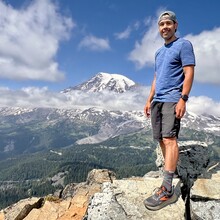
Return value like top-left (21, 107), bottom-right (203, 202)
top-left (175, 65), bottom-right (194, 118)
top-left (144, 74), bottom-right (156, 117)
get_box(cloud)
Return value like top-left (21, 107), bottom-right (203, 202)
top-left (0, 86), bottom-right (69, 108)
top-left (0, 85), bottom-right (220, 117)
top-left (114, 22), bottom-right (140, 40)
top-left (128, 17), bottom-right (163, 68)
top-left (79, 35), bottom-right (111, 51)
top-left (0, 85), bottom-right (150, 110)
top-left (65, 86), bottom-right (151, 111)
top-left (0, 0), bottom-right (74, 82)
top-left (188, 96), bottom-right (220, 117)
top-left (185, 28), bottom-right (220, 85)
top-left (115, 26), bottom-right (132, 40)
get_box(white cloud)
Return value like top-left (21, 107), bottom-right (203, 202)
top-left (65, 86), bottom-right (151, 111)
top-left (115, 26), bottom-right (132, 40)
top-left (64, 89), bottom-right (220, 117)
top-left (128, 17), bottom-right (163, 68)
top-left (0, 86), bottom-right (69, 108)
top-left (0, 85), bottom-right (150, 110)
top-left (0, 0), bottom-right (74, 82)
top-left (79, 35), bottom-right (110, 51)
top-left (134, 21), bottom-right (140, 30)
top-left (185, 28), bottom-right (220, 84)
top-left (188, 96), bottom-right (220, 117)
top-left (114, 21), bottom-right (140, 40)
top-left (0, 86), bottom-right (220, 117)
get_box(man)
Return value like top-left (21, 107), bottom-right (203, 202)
top-left (143, 11), bottom-right (195, 211)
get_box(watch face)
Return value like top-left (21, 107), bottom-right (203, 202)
top-left (182, 95), bottom-right (188, 101)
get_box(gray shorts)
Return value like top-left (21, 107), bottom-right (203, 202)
top-left (151, 102), bottom-right (180, 141)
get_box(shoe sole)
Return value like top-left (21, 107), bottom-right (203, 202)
top-left (144, 193), bottom-right (178, 211)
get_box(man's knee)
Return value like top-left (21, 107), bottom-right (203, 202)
top-left (162, 137), bottom-right (177, 147)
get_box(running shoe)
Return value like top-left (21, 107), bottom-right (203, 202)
top-left (143, 186), bottom-right (178, 211)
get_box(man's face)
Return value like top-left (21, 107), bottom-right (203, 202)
top-left (158, 19), bottom-right (178, 41)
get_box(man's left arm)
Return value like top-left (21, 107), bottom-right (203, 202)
top-left (175, 65), bottom-right (195, 118)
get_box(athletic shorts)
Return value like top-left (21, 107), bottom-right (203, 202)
top-left (150, 102), bottom-right (180, 141)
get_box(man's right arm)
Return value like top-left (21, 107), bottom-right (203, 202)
top-left (144, 74), bottom-right (156, 117)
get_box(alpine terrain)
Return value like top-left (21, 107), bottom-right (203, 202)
top-left (0, 72), bottom-right (219, 209)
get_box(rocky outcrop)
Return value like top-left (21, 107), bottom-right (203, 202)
top-left (1, 169), bottom-right (116, 220)
top-left (85, 177), bottom-right (184, 220)
top-left (1, 141), bottom-right (219, 220)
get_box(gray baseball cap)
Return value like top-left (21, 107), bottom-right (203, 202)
top-left (158, 11), bottom-right (177, 23)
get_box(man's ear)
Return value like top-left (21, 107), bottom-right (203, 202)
top-left (174, 22), bottom-right (178, 32)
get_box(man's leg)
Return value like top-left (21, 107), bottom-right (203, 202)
top-left (144, 137), bottom-right (179, 210)
top-left (163, 137), bottom-right (179, 171)
top-left (144, 103), bottom-right (179, 210)
top-left (161, 137), bottom-right (179, 192)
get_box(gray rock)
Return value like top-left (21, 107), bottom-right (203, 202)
top-left (191, 200), bottom-right (220, 220)
top-left (87, 177), bottom-right (185, 220)
top-left (87, 182), bottom-right (127, 220)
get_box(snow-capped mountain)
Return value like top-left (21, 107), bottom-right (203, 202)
top-left (0, 72), bottom-right (220, 159)
top-left (62, 72), bottom-right (137, 93)
top-left (182, 111), bottom-right (220, 134)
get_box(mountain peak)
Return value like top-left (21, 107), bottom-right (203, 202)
top-left (63, 72), bottom-right (136, 93)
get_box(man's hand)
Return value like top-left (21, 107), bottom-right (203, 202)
top-left (175, 99), bottom-right (186, 118)
top-left (144, 101), bottom-right (151, 118)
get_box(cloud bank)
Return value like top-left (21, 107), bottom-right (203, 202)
top-left (0, 86), bottom-right (220, 117)
top-left (0, 0), bottom-right (74, 82)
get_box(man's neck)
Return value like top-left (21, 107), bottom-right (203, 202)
top-left (165, 36), bottom-right (177, 45)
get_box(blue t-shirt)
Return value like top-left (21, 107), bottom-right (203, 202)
top-left (153, 38), bottom-right (195, 102)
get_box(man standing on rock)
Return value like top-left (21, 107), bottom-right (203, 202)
top-left (143, 11), bottom-right (195, 210)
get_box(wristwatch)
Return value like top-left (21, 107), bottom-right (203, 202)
top-left (181, 94), bottom-right (188, 102)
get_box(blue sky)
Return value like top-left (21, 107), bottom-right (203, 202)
top-left (0, 0), bottom-right (220, 116)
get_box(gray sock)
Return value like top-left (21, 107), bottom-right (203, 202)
top-left (162, 170), bottom-right (174, 192)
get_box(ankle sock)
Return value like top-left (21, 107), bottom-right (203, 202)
top-left (162, 170), bottom-right (174, 192)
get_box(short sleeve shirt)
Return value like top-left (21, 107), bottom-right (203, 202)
top-left (153, 38), bottom-right (195, 102)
